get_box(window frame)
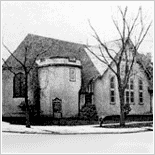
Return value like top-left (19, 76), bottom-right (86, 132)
top-left (129, 79), bottom-right (134, 104)
top-left (138, 79), bottom-right (144, 105)
top-left (124, 78), bottom-right (135, 105)
top-left (130, 91), bottom-right (134, 103)
top-left (13, 72), bottom-right (26, 98)
top-left (110, 76), bottom-right (115, 105)
top-left (87, 83), bottom-right (94, 93)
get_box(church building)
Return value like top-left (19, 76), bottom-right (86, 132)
top-left (2, 34), bottom-right (152, 119)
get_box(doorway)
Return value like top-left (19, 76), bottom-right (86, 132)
top-left (52, 97), bottom-right (62, 118)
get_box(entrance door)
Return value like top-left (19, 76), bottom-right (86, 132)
top-left (52, 97), bottom-right (62, 118)
top-left (85, 93), bottom-right (92, 105)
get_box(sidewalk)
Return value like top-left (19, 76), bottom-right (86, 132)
top-left (2, 121), bottom-right (153, 135)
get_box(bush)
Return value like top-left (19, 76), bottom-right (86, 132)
top-left (80, 104), bottom-right (98, 121)
top-left (124, 103), bottom-right (132, 116)
top-left (18, 100), bottom-right (41, 117)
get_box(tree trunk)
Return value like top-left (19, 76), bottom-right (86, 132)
top-left (25, 73), bottom-right (30, 128)
top-left (119, 88), bottom-right (125, 127)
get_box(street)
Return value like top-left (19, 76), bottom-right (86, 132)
top-left (2, 132), bottom-right (153, 154)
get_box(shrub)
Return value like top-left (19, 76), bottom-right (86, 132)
top-left (124, 103), bottom-right (132, 116)
top-left (80, 104), bottom-right (98, 121)
top-left (18, 100), bottom-right (41, 117)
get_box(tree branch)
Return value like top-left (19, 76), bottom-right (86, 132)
top-left (2, 58), bottom-right (16, 75)
top-left (88, 20), bottom-right (118, 66)
top-left (24, 46), bottom-right (28, 66)
top-left (85, 45), bottom-right (108, 64)
top-left (112, 18), bottom-right (123, 41)
top-left (2, 41), bottom-right (25, 68)
top-left (85, 45), bottom-right (117, 76)
top-left (118, 6), bottom-right (128, 40)
top-left (27, 45), bottom-right (51, 73)
top-left (125, 48), bottom-right (136, 87)
top-left (136, 21), bottom-right (152, 50)
top-left (127, 7), bottom-right (141, 39)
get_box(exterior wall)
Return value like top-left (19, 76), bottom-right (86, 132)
top-left (38, 58), bottom-right (81, 118)
top-left (94, 62), bottom-right (151, 118)
top-left (2, 69), bottom-right (34, 117)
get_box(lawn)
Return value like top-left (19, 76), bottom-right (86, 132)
top-left (2, 114), bottom-right (153, 126)
top-left (98, 122), bottom-right (153, 129)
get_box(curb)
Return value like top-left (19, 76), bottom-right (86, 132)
top-left (2, 128), bottom-right (152, 135)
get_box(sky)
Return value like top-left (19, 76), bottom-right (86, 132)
top-left (1, 1), bottom-right (154, 60)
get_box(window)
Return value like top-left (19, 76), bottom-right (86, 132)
top-left (126, 83), bottom-right (129, 89)
top-left (130, 79), bottom-right (134, 90)
top-left (130, 79), bottom-right (133, 90)
top-left (130, 91), bottom-right (134, 103)
top-left (85, 83), bottom-right (93, 105)
top-left (125, 79), bottom-right (134, 104)
top-left (139, 79), bottom-right (143, 104)
top-left (139, 92), bottom-right (143, 103)
top-left (87, 83), bottom-right (93, 93)
top-left (139, 79), bottom-right (143, 91)
top-left (110, 76), bottom-right (115, 89)
top-left (110, 90), bottom-right (115, 103)
top-left (69, 68), bottom-right (76, 82)
top-left (130, 79), bottom-right (134, 104)
top-left (85, 93), bottom-right (92, 105)
top-left (13, 73), bottom-right (25, 97)
top-left (126, 91), bottom-right (129, 103)
top-left (110, 76), bottom-right (115, 104)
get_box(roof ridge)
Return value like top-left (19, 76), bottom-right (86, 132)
top-left (26, 33), bottom-right (86, 46)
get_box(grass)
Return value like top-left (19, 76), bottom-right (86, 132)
top-left (2, 114), bottom-right (153, 126)
top-left (98, 122), bottom-right (153, 128)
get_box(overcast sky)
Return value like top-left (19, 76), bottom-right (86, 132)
top-left (1, 1), bottom-right (154, 60)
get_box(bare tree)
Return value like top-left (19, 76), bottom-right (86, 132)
top-left (2, 40), bottom-right (51, 128)
top-left (86, 7), bottom-right (152, 127)
top-left (137, 52), bottom-right (153, 113)
top-left (137, 53), bottom-right (153, 81)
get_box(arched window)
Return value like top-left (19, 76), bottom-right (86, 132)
top-left (13, 73), bottom-right (25, 97)
top-left (110, 76), bottom-right (115, 104)
top-left (139, 79), bottom-right (143, 104)
top-left (124, 78), bottom-right (134, 105)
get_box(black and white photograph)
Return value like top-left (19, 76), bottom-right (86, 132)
top-left (1, 1), bottom-right (154, 154)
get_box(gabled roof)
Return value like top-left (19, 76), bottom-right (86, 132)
top-left (85, 38), bottom-right (152, 84)
top-left (84, 39), bottom-right (121, 75)
top-left (3, 34), bottom-right (101, 91)
top-left (4, 34), bottom-right (150, 92)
